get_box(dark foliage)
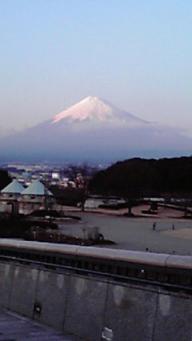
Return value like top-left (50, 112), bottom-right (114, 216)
top-left (0, 169), bottom-right (11, 190)
top-left (29, 209), bottom-right (62, 217)
top-left (50, 186), bottom-right (86, 206)
top-left (24, 230), bottom-right (115, 245)
top-left (29, 209), bottom-right (81, 220)
top-left (89, 156), bottom-right (192, 197)
top-left (0, 214), bottom-right (57, 238)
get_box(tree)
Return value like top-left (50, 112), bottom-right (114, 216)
top-left (0, 170), bottom-right (11, 191)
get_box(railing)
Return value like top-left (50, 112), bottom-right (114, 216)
top-left (0, 239), bottom-right (192, 292)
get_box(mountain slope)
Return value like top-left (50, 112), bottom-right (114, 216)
top-left (52, 96), bottom-right (148, 126)
top-left (0, 96), bottom-right (191, 162)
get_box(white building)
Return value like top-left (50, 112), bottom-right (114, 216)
top-left (0, 179), bottom-right (25, 213)
top-left (0, 179), bottom-right (55, 215)
top-left (19, 180), bottom-right (55, 214)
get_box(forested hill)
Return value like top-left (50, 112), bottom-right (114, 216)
top-left (89, 157), bottom-right (192, 197)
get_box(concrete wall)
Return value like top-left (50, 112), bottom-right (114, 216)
top-left (0, 261), bottom-right (192, 341)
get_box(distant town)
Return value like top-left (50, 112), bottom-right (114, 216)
top-left (0, 162), bottom-right (103, 190)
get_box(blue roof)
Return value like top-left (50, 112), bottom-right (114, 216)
top-left (1, 180), bottom-right (25, 194)
top-left (21, 180), bottom-right (53, 196)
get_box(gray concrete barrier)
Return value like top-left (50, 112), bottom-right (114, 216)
top-left (9, 265), bottom-right (38, 318)
top-left (103, 283), bottom-right (157, 341)
top-left (153, 292), bottom-right (192, 341)
top-left (35, 270), bottom-right (69, 330)
top-left (64, 276), bottom-right (107, 340)
top-left (0, 261), bottom-right (192, 341)
top-left (0, 263), bottom-right (14, 307)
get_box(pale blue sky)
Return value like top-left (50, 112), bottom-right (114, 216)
top-left (0, 0), bottom-right (191, 134)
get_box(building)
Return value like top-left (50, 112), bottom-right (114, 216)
top-left (0, 179), bottom-right (25, 214)
top-left (19, 180), bottom-right (55, 214)
top-left (0, 179), bottom-right (55, 215)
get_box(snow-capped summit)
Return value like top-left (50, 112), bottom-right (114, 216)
top-left (52, 96), bottom-right (147, 126)
top-left (0, 95), bottom-right (191, 162)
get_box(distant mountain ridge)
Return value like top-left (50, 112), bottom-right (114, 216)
top-left (0, 96), bottom-right (191, 162)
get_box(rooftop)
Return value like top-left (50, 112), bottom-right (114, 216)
top-left (1, 179), bottom-right (25, 194)
top-left (21, 180), bottom-right (53, 196)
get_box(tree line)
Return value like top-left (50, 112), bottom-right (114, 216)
top-left (0, 170), bottom-right (11, 191)
top-left (89, 156), bottom-right (192, 198)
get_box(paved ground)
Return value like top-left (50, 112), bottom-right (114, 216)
top-left (59, 207), bottom-right (192, 255)
top-left (0, 310), bottom-right (79, 341)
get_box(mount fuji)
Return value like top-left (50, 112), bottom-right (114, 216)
top-left (52, 96), bottom-right (147, 126)
top-left (0, 96), bottom-right (191, 162)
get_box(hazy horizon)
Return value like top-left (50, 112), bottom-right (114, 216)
top-left (0, 1), bottom-right (192, 137)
